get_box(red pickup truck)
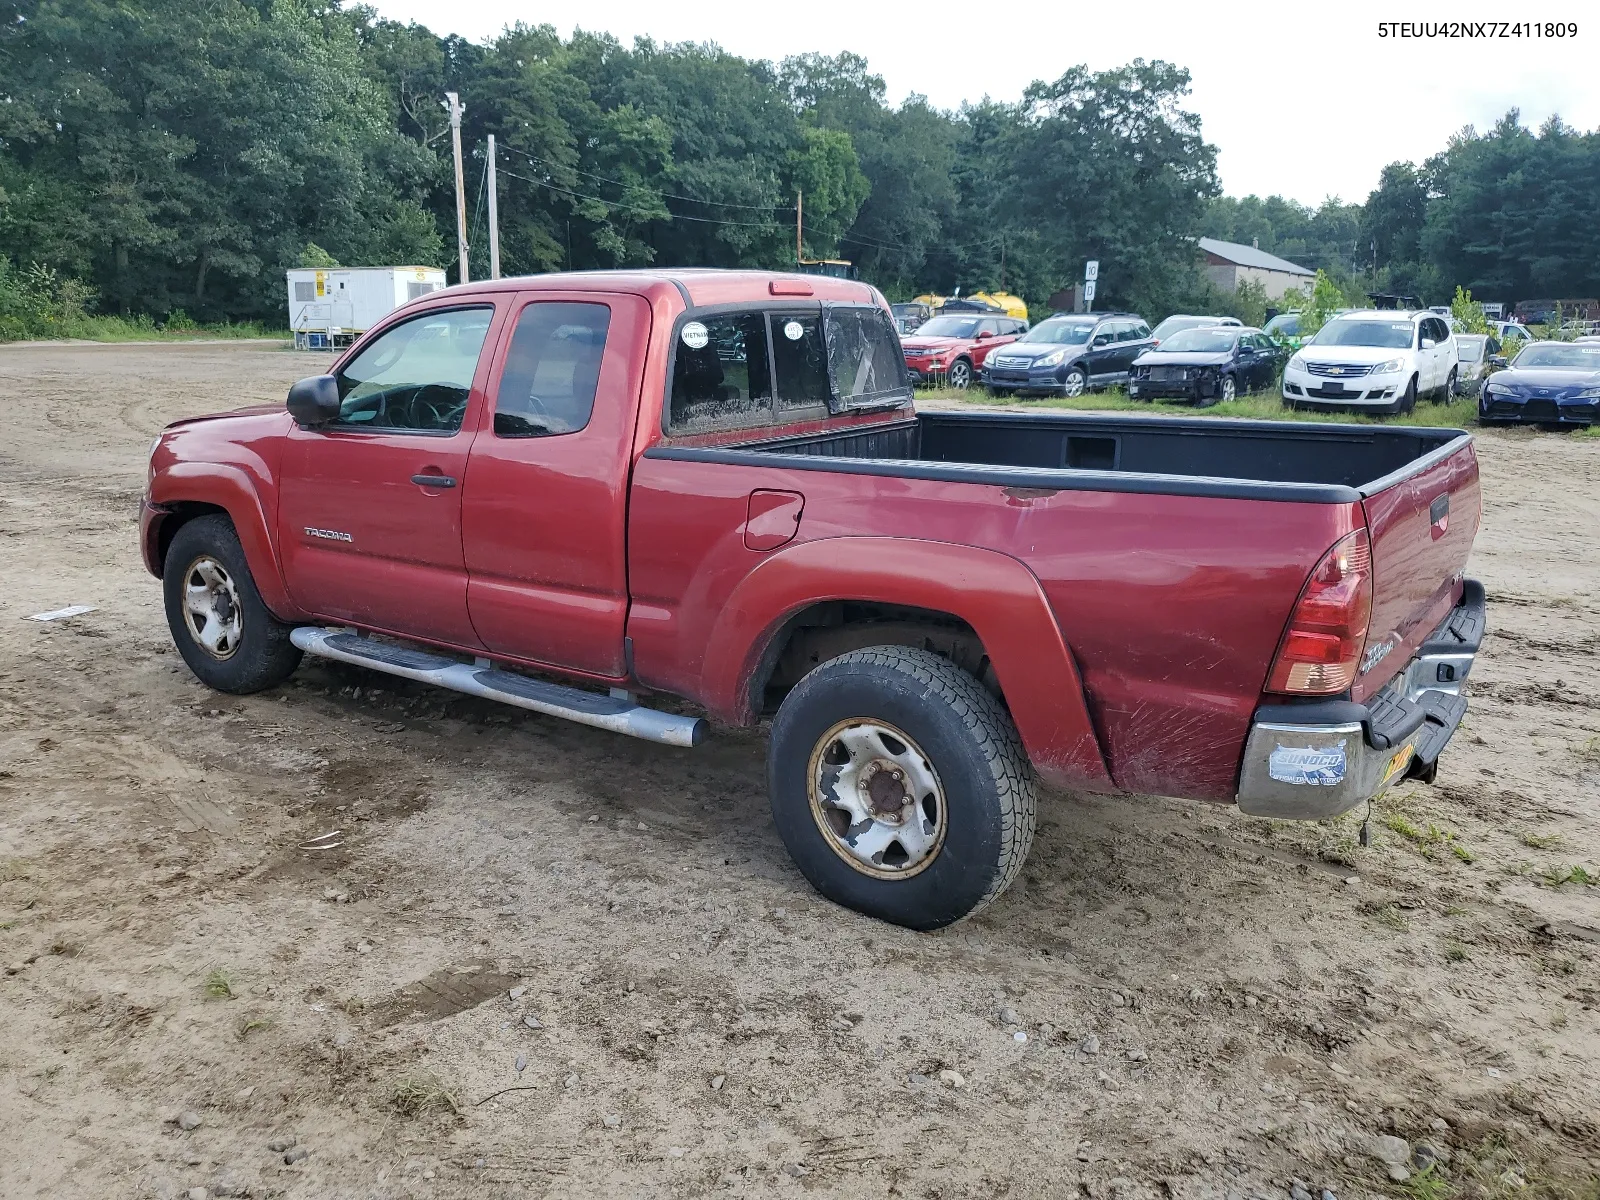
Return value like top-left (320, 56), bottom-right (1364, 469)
top-left (142, 269), bottom-right (1485, 929)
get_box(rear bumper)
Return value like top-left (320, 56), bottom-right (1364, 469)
top-left (1235, 579), bottom-right (1485, 820)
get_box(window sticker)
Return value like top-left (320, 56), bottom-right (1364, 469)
top-left (783, 319), bottom-right (805, 341)
top-left (1267, 741), bottom-right (1347, 787)
top-left (680, 321), bottom-right (709, 350)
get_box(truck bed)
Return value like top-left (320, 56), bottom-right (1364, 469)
top-left (694, 410), bottom-right (1470, 501)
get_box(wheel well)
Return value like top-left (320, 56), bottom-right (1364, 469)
top-left (752, 601), bottom-right (1001, 717)
top-left (155, 502), bottom-right (228, 575)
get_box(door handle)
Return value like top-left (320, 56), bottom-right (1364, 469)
top-left (411, 473), bottom-right (456, 489)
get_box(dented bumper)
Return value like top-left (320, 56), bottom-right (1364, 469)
top-left (1235, 580), bottom-right (1485, 821)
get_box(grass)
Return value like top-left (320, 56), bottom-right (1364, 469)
top-left (1443, 939), bottom-right (1471, 963)
top-left (1573, 736), bottom-right (1600, 764)
top-left (202, 967), bottom-right (237, 1000)
top-left (1541, 865), bottom-right (1595, 888)
top-left (236, 1014), bottom-right (273, 1039)
top-left (1521, 831), bottom-right (1565, 850)
top-left (920, 382), bottom-right (1485, 429)
top-left (388, 1072), bottom-right (461, 1118)
top-left (30, 314), bottom-right (286, 343)
top-left (1373, 903), bottom-right (1409, 931)
top-left (1382, 812), bottom-right (1475, 863)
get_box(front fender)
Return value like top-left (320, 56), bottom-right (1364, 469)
top-left (149, 461), bottom-right (298, 620)
top-left (700, 536), bottom-right (1116, 794)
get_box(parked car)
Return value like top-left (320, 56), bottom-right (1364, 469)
top-left (891, 302), bottom-right (932, 336)
top-left (1478, 340), bottom-right (1600, 428)
top-left (1128, 327), bottom-right (1285, 405)
top-left (981, 312), bottom-right (1152, 397)
top-left (1490, 320), bottom-right (1533, 345)
top-left (1282, 310), bottom-right (1458, 416)
top-left (142, 268), bottom-right (1483, 930)
top-left (1263, 311), bottom-right (1304, 348)
top-left (1148, 313), bottom-right (1241, 348)
top-left (1452, 334), bottom-right (1500, 396)
top-left (899, 313), bottom-right (1027, 389)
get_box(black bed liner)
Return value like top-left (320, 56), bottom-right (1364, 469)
top-left (644, 410), bottom-right (1473, 504)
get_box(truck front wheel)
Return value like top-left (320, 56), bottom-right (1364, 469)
top-left (767, 646), bottom-right (1037, 930)
top-left (163, 514), bottom-right (302, 694)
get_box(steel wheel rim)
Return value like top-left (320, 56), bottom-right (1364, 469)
top-left (181, 554), bottom-right (243, 660)
top-left (1062, 371), bottom-right (1084, 397)
top-left (807, 718), bottom-right (948, 880)
top-left (948, 361), bottom-right (970, 389)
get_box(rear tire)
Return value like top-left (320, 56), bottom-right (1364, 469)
top-left (767, 647), bottom-right (1037, 930)
top-left (1439, 367), bottom-right (1457, 402)
top-left (163, 515), bottom-right (302, 694)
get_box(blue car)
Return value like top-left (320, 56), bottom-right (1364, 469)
top-left (1478, 341), bottom-right (1600, 428)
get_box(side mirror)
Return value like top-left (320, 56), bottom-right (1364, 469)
top-left (1488, 355), bottom-right (1508, 368)
top-left (287, 375), bottom-right (341, 426)
top-left (1092, 334), bottom-right (1110, 347)
top-left (976, 330), bottom-right (994, 340)
top-left (1421, 338), bottom-right (1437, 350)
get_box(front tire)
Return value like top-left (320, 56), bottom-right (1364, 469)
top-left (163, 514), bottom-right (302, 694)
top-left (767, 647), bottom-right (1037, 930)
top-left (1060, 367), bottom-right (1086, 398)
top-left (1385, 376), bottom-right (1418, 417)
top-left (946, 358), bottom-right (972, 390)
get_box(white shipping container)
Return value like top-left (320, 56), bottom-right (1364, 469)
top-left (286, 265), bottom-right (447, 349)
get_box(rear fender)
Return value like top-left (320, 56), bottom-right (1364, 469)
top-left (149, 462), bottom-right (297, 619)
top-left (701, 536), bottom-right (1116, 793)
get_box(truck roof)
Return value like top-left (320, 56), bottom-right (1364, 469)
top-left (430, 268), bottom-right (884, 310)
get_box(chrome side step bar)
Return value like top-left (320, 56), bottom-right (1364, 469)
top-left (289, 627), bottom-right (706, 748)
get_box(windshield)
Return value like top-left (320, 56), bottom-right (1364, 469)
top-left (1158, 328), bottom-right (1238, 353)
top-left (1264, 312), bottom-right (1301, 336)
top-left (1456, 337), bottom-right (1485, 362)
top-left (914, 316), bottom-right (980, 338)
top-left (1513, 343), bottom-right (1600, 370)
top-left (1311, 318), bottom-right (1415, 349)
top-left (1019, 318), bottom-right (1094, 345)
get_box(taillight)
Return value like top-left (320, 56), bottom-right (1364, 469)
top-left (1266, 528), bottom-right (1372, 695)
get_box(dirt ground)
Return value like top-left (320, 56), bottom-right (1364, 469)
top-left (1, 341), bottom-right (1596, 1200)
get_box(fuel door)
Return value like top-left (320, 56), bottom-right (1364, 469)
top-left (744, 489), bottom-right (804, 551)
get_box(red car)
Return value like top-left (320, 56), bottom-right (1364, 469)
top-left (899, 313), bottom-right (1027, 389)
top-left (143, 269), bottom-right (1484, 930)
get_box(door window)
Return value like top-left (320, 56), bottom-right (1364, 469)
top-left (977, 319), bottom-right (1001, 338)
top-left (494, 302), bottom-right (612, 437)
top-left (824, 306), bottom-right (912, 409)
top-left (333, 306), bottom-right (493, 434)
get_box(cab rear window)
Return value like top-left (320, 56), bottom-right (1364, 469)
top-left (668, 304), bottom-right (909, 433)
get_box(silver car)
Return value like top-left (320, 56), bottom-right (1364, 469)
top-left (1453, 334), bottom-right (1501, 396)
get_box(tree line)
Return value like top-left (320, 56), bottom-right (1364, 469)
top-left (2, 0), bottom-right (1597, 331)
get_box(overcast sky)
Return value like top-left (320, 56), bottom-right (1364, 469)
top-left (367, 0), bottom-right (1594, 208)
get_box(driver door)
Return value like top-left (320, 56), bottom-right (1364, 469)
top-left (277, 303), bottom-right (503, 648)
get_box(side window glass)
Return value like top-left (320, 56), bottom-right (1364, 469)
top-left (978, 320), bottom-right (1000, 337)
top-left (494, 302), bottom-right (612, 438)
top-left (771, 313), bottom-right (830, 410)
top-left (670, 312), bottom-right (771, 428)
top-left (1115, 321), bottom-right (1137, 343)
top-left (333, 306), bottom-right (493, 433)
top-left (1132, 323), bottom-right (1151, 341)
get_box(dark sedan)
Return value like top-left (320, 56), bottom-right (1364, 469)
top-left (1128, 327), bottom-right (1285, 405)
top-left (1478, 341), bottom-right (1600, 427)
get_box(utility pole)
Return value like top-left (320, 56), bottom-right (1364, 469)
top-left (795, 189), bottom-right (803, 265)
top-left (445, 91), bottom-right (469, 285)
top-left (486, 133), bottom-right (501, 280)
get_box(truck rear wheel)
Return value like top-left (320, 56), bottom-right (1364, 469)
top-left (163, 514), bottom-right (302, 694)
top-left (767, 646), bottom-right (1037, 930)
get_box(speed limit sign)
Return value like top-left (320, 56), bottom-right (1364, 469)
top-left (1085, 260), bottom-right (1099, 282)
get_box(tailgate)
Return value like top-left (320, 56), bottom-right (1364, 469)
top-left (1353, 435), bottom-right (1480, 703)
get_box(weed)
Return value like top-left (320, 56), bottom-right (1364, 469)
top-left (1400, 1164), bottom-right (1450, 1200)
top-left (1450, 842), bottom-right (1476, 864)
top-left (1542, 865), bottom-right (1596, 888)
top-left (202, 967), bottom-right (236, 1000)
top-left (236, 1014), bottom-right (273, 1038)
top-left (1443, 940), bottom-right (1471, 963)
top-left (1383, 813), bottom-right (1475, 863)
top-left (0, 858), bottom-right (29, 883)
top-left (387, 1072), bottom-right (461, 1118)
top-left (1573, 735), bottom-right (1600, 764)
top-left (1442, 904), bottom-right (1468, 916)
top-left (1374, 904), bottom-right (1409, 931)
top-left (1520, 831), bottom-right (1565, 850)
top-left (341, 995), bottom-right (367, 1016)
top-left (1385, 813), bottom-right (1427, 842)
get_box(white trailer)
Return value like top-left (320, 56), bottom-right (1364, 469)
top-left (286, 266), bottom-right (447, 350)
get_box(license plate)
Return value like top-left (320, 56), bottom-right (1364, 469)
top-left (1322, 381), bottom-right (1345, 394)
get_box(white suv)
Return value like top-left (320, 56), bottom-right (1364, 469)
top-left (1282, 311), bottom-right (1458, 415)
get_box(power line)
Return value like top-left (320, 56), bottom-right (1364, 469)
top-left (511, 150), bottom-right (797, 213)
top-left (498, 167), bottom-right (787, 231)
